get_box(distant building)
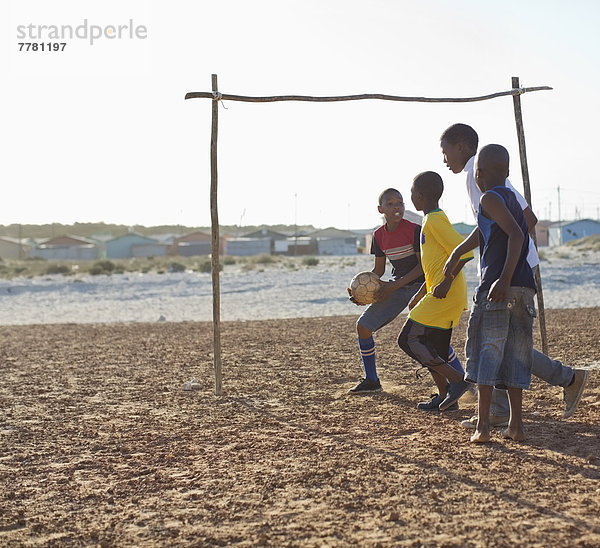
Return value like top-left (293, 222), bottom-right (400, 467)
top-left (534, 220), bottom-right (552, 247)
top-left (275, 236), bottom-right (318, 256)
top-left (131, 242), bottom-right (170, 258)
top-left (223, 228), bottom-right (290, 256)
top-left (31, 235), bottom-right (99, 260)
top-left (351, 229), bottom-right (373, 253)
top-left (171, 231), bottom-right (220, 257)
top-left (224, 238), bottom-right (272, 256)
top-left (105, 232), bottom-right (166, 259)
top-left (0, 236), bottom-right (31, 260)
top-left (242, 228), bottom-right (288, 241)
top-left (548, 219), bottom-right (600, 246)
top-left (309, 227), bottom-right (358, 255)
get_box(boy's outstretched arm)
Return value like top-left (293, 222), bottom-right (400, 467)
top-left (523, 206), bottom-right (538, 234)
top-left (408, 281), bottom-right (427, 310)
top-left (443, 227), bottom-right (479, 278)
top-left (480, 193), bottom-right (525, 302)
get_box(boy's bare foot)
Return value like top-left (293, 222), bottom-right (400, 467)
top-left (470, 430), bottom-right (491, 443)
top-left (501, 427), bottom-right (526, 441)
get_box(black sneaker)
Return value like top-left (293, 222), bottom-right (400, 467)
top-left (348, 378), bottom-right (382, 394)
top-left (416, 393), bottom-right (460, 411)
top-left (439, 380), bottom-right (470, 411)
top-left (417, 393), bottom-right (444, 411)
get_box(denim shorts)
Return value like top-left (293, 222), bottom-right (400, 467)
top-left (357, 282), bottom-right (421, 333)
top-left (465, 287), bottom-right (536, 389)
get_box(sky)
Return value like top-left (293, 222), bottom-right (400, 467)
top-left (2, 0), bottom-right (600, 231)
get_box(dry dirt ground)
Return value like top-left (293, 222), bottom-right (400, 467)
top-left (1, 308), bottom-right (599, 547)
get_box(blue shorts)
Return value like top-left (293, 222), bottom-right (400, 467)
top-left (465, 287), bottom-right (536, 389)
top-left (357, 282), bottom-right (421, 333)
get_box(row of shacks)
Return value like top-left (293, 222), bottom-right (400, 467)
top-left (1, 218), bottom-right (599, 261)
top-left (0, 227), bottom-right (367, 261)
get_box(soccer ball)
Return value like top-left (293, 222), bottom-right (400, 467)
top-left (349, 271), bottom-right (382, 305)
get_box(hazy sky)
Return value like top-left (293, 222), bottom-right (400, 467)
top-left (2, 0), bottom-right (600, 230)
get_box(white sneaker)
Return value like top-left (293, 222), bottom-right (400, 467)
top-left (563, 369), bottom-right (589, 419)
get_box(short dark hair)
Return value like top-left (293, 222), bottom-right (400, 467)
top-left (440, 123), bottom-right (478, 151)
top-left (413, 171), bottom-right (444, 201)
top-left (378, 188), bottom-right (402, 205)
top-left (477, 144), bottom-right (510, 176)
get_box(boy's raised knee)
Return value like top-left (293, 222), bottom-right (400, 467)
top-left (357, 321), bottom-right (372, 339)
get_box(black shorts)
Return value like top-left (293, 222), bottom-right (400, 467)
top-left (398, 319), bottom-right (452, 368)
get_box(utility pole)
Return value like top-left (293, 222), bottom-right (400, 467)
top-left (238, 209), bottom-right (246, 238)
top-left (511, 75), bottom-right (549, 355)
top-left (18, 224), bottom-right (23, 260)
top-left (294, 193), bottom-right (298, 257)
top-left (555, 187), bottom-right (561, 244)
top-left (347, 202), bottom-right (351, 232)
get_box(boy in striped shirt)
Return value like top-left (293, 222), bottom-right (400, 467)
top-left (348, 188), bottom-right (465, 404)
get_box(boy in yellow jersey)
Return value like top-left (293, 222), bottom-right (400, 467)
top-left (398, 171), bottom-right (474, 411)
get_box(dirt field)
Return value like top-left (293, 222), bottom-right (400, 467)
top-left (1, 308), bottom-right (599, 547)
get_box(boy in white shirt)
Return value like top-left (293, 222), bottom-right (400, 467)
top-left (439, 123), bottom-right (589, 425)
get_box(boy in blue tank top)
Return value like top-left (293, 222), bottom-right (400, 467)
top-left (445, 144), bottom-right (536, 443)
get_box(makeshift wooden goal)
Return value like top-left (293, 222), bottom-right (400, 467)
top-left (185, 75), bottom-right (551, 395)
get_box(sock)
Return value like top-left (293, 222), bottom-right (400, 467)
top-left (358, 336), bottom-right (377, 381)
top-left (447, 346), bottom-right (464, 375)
